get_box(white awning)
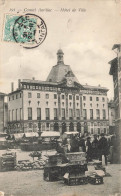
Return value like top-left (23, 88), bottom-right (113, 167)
top-left (24, 132), bottom-right (39, 138)
top-left (41, 131), bottom-right (60, 137)
top-left (13, 133), bottom-right (24, 140)
top-left (64, 132), bottom-right (79, 135)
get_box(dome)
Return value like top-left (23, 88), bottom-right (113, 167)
top-left (57, 49), bottom-right (64, 54)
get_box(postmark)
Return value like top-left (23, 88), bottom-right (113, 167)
top-left (3, 14), bottom-right (47, 48)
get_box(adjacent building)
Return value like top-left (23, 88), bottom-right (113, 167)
top-left (0, 92), bottom-right (8, 133)
top-left (7, 49), bottom-right (109, 135)
top-left (109, 44), bottom-right (121, 137)
top-left (108, 100), bottom-right (115, 134)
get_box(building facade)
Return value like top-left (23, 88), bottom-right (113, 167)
top-left (109, 44), bottom-right (121, 137)
top-left (108, 100), bottom-right (115, 134)
top-left (0, 92), bottom-right (8, 133)
top-left (7, 49), bottom-right (109, 135)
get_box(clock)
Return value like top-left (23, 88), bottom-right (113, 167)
top-left (67, 78), bottom-right (73, 85)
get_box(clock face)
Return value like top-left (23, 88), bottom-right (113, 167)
top-left (68, 78), bottom-right (73, 85)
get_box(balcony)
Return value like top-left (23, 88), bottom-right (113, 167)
top-left (69, 117), bottom-right (73, 120)
top-left (28, 117), bottom-right (32, 120)
top-left (46, 117), bottom-right (50, 120)
top-left (37, 117), bottom-right (41, 120)
top-left (54, 117), bottom-right (58, 120)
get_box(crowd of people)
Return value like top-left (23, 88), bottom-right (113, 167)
top-left (56, 133), bottom-right (119, 165)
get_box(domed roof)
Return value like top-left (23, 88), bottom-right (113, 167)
top-left (57, 49), bottom-right (64, 54)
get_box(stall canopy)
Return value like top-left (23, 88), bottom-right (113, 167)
top-left (23, 132), bottom-right (39, 138)
top-left (64, 132), bottom-right (79, 135)
top-left (13, 133), bottom-right (24, 141)
top-left (41, 131), bottom-right (60, 138)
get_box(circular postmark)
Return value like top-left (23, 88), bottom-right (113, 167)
top-left (13, 14), bottom-right (47, 49)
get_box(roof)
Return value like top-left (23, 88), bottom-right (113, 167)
top-left (24, 132), bottom-right (39, 138)
top-left (41, 131), bottom-right (60, 137)
top-left (112, 44), bottom-right (121, 50)
top-left (21, 79), bottom-right (58, 86)
top-left (82, 84), bottom-right (109, 92)
top-left (46, 64), bottom-right (79, 83)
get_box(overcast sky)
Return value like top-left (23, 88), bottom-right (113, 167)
top-left (0, 0), bottom-right (121, 99)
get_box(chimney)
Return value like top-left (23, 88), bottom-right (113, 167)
top-left (32, 77), bottom-right (35, 80)
top-left (18, 79), bottom-right (21, 89)
top-left (11, 82), bottom-right (14, 92)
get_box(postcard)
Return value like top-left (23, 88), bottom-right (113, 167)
top-left (0, 0), bottom-right (121, 196)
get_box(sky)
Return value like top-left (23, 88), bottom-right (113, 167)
top-left (0, 0), bottom-right (121, 99)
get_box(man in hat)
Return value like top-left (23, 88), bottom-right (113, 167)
top-left (98, 133), bottom-right (109, 165)
top-left (86, 136), bottom-right (92, 162)
top-left (92, 134), bottom-right (99, 159)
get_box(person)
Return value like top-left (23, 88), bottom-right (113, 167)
top-left (86, 136), bottom-right (92, 162)
top-left (70, 135), bottom-right (79, 152)
top-left (92, 134), bottom-right (99, 159)
top-left (79, 135), bottom-right (86, 152)
top-left (98, 133), bottom-right (109, 165)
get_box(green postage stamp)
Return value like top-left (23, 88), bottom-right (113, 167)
top-left (3, 14), bottom-right (47, 49)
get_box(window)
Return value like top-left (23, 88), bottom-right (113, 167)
top-left (37, 93), bottom-right (40, 98)
top-left (20, 108), bottom-right (22, 120)
top-left (54, 94), bottom-right (57, 99)
top-left (98, 128), bottom-right (100, 134)
top-left (90, 96), bottom-right (92, 101)
top-left (96, 109), bottom-right (100, 119)
top-left (28, 92), bottom-right (32, 98)
top-left (16, 109), bottom-right (18, 121)
top-left (46, 123), bottom-right (50, 128)
top-left (97, 104), bottom-right (99, 108)
top-left (104, 128), bottom-right (106, 133)
top-left (12, 95), bottom-right (14, 100)
top-left (83, 109), bottom-right (87, 120)
top-left (62, 108), bottom-right (65, 119)
top-left (29, 123), bottom-right (32, 129)
top-left (69, 109), bottom-right (73, 119)
top-left (20, 93), bottom-right (21, 98)
top-left (69, 95), bottom-right (72, 100)
top-left (62, 102), bottom-right (64, 107)
top-left (102, 97), bottom-right (105, 102)
top-left (96, 97), bottom-right (99, 101)
top-left (9, 97), bottom-right (10, 101)
top-left (90, 109), bottom-right (93, 120)
top-left (69, 102), bottom-right (72, 107)
top-left (102, 109), bottom-right (106, 119)
top-left (54, 108), bottom-right (58, 120)
top-left (76, 95), bottom-right (79, 100)
top-left (90, 103), bottom-right (92, 107)
top-left (84, 103), bottom-right (86, 107)
top-left (28, 108), bottom-right (32, 120)
top-left (91, 128), bottom-right (93, 134)
top-left (76, 109), bottom-right (80, 119)
top-left (103, 104), bottom-right (105, 107)
top-left (62, 94), bottom-right (65, 99)
top-left (54, 102), bottom-right (56, 106)
top-left (45, 108), bottom-right (50, 120)
top-left (83, 96), bottom-right (86, 101)
top-left (45, 94), bottom-right (49, 99)
top-left (16, 94), bottom-right (18, 99)
top-left (37, 108), bottom-right (41, 120)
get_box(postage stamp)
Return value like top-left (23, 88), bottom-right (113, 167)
top-left (3, 14), bottom-right (47, 48)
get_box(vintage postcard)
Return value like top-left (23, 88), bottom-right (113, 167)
top-left (0, 0), bottom-right (121, 196)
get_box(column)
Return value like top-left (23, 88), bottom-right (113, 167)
top-left (65, 93), bottom-right (68, 119)
top-left (58, 92), bottom-right (61, 120)
top-left (73, 94), bottom-right (76, 119)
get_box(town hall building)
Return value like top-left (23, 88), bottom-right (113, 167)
top-left (7, 49), bottom-right (109, 135)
